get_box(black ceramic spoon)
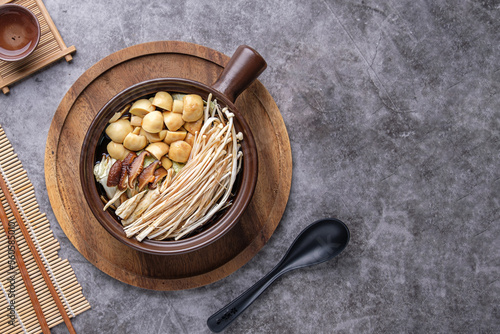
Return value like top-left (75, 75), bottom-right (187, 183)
top-left (207, 218), bottom-right (350, 332)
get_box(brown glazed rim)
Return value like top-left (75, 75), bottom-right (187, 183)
top-left (80, 78), bottom-right (259, 255)
top-left (0, 4), bottom-right (41, 62)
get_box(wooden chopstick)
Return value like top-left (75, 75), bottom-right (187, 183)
top-left (0, 199), bottom-right (51, 334)
top-left (0, 173), bottom-right (77, 334)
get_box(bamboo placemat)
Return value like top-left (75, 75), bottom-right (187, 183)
top-left (0, 0), bottom-right (76, 95)
top-left (0, 125), bottom-right (89, 333)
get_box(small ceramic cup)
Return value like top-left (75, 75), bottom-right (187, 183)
top-left (0, 4), bottom-right (41, 62)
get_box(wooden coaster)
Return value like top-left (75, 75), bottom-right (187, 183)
top-left (0, 0), bottom-right (76, 94)
top-left (45, 41), bottom-right (292, 290)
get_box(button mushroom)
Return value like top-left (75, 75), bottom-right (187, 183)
top-left (142, 110), bottom-right (164, 133)
top-left (145, 142), bottom-right (170, 160)
top-left (109, 104), bottom-right (131, 123)
top-left (158, 129), bottom-right (168, 141)
top-left (140, 128), bottom-right (167, 143)
top-left (105, 119), bottom-right (133, 143)
top-left (169, 140), bottom-right (192, 163)
top-left (164, 130), bottom-right (187, 144)
top-left (182, 94), bottom-right (204, 122)
top-left (123, 127), bottom-right (147, 151)
top-left (152, 91), bottom-right (173, 111)
top-left (163, 111), bottom-right (185, 131)
top-left (130, 99), bottom-right (155, 117)
top-left (107, 142), bottom-right (131, 160)
top-left (128, 151), bottom-right (150, 189)
top-left (183, 118), bottom-right (203, 135)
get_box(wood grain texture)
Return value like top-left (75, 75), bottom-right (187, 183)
top-left (44, 41), bottom-right (292, 290)
top-left (0, 0), bottom-right (76, 94)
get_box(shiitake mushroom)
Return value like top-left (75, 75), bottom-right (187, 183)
top-left (118, 152), bottom-right (137, 190)
top-left (149, 167), bottom-right (169, 190)
top-left (128, 151), bottom-right (150, 189)
top-left (107, 160), bottom-right (122, 187)
top-left (137, 160), bottom-right (160, 192)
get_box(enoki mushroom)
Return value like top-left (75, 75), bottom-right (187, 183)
top-left (123, 107), bottom-right (243, 241)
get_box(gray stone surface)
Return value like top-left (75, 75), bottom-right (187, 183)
top-left (1, 0), bottom-right (499, 333)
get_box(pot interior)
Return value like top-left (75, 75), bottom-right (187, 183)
top-left (81, 79), bottom-right (257, 255)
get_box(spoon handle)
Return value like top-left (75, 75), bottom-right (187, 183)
top-left (207, 266), bottom-right (284, 332)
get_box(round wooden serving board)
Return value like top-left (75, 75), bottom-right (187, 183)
top-left (44, 41), bottom-right (292, 290)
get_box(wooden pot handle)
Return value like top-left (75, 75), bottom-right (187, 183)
top-left (212, 45), bottom-right (267, 103)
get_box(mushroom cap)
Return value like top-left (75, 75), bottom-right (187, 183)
top-left (183, 118), bottom-right (203, 135)
top-left (182, 94), bottom-right (204, 122)
top-left (128, 151), bottom-right (150, 189)
top-left (107, 142), bottom-right (131, 160)
top-left (109, 105), bottom-right (131, 123)
top-left (130, 99), bottom-right (155, 117)
top-left (169, 140), bottom-right (192, 163)
top-left (118, 152), bottom-right (137, 190)
top-left (163, 111), bottom-right (185, 131)
top-left (152, 91), bottom-right (173, 111)
top-left (142, 111), bottom-right (164, 133)
top-left (149, 167), bottom-right (169, 189)
top-left (123, 132), bottom-right (147, 151)
top-left (145, 142), bottom-right (170, 160)
top-left (140, 128), bottom-right (167, 143)
top-left (164, 130), bottom-right (187, 144)
top-left (105, 119), bottom-right (133, 143)
top-left (107, 160), bottom-right (123, 187)
top-left (138, 160), bottom-right (160, 191)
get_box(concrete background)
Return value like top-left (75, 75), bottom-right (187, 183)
top-left (1, 0), bottom-right (499, 333)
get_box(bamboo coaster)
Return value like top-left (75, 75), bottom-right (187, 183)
top-left (0, 125), bottom-right (90, 333)
top-left (0, 0), bottom-right (76, 95)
